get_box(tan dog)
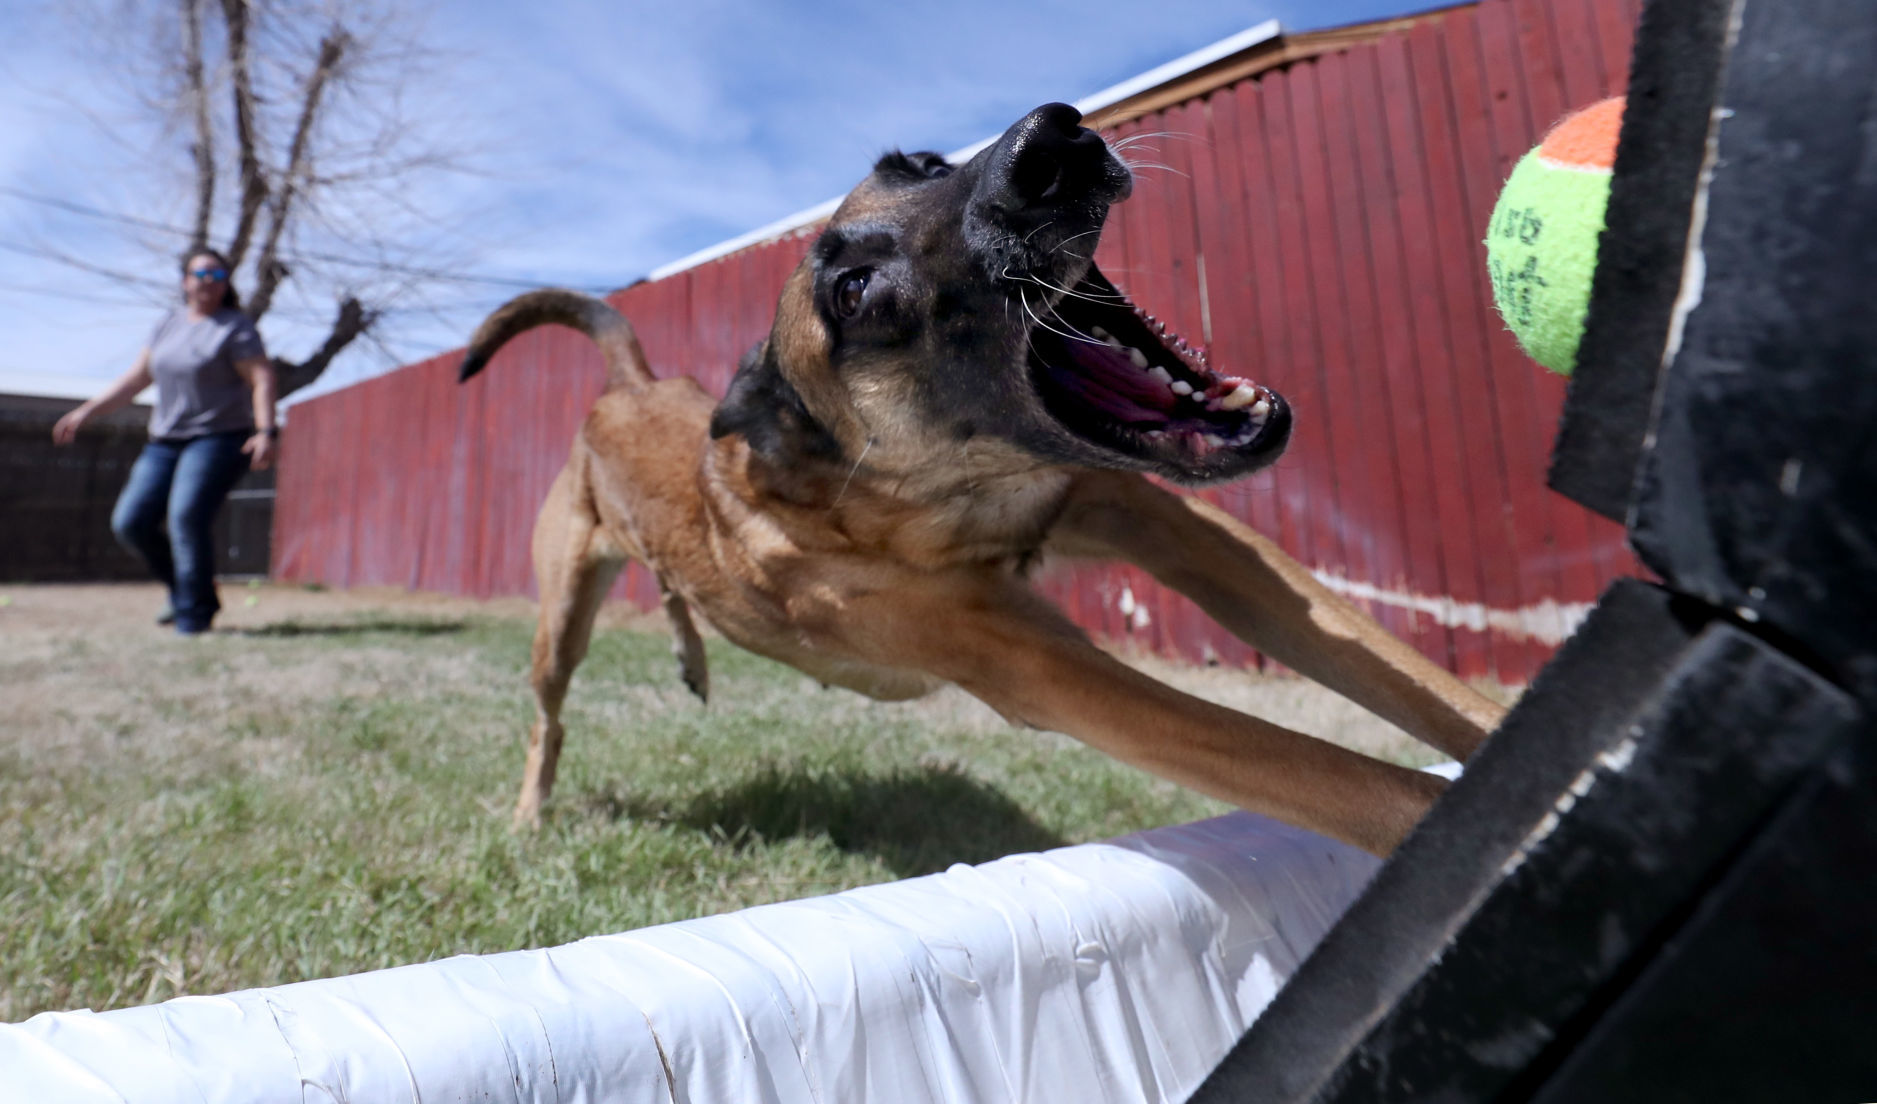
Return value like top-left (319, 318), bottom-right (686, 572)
top-left (461, 104), bottom-right (1505, 856)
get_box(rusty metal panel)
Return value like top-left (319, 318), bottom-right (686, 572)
top-left (1259, 67), bottom-right (1342, 588)
top-left (1345, 43), bottom-right (1460, 672)
top-left (1443, 5), bottom-right (1553, 679)
top-left (269, 398), bottom-right (314, 582)
top-left (1321, 52), bottom-right (1426, 655)
top-left (1456, 2), bottom-right (1559, 679)
top-left (272, 0), bottom-right (1642, 684)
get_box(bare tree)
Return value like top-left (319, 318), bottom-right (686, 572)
top-left (35, 0), bottom-right (480, 398)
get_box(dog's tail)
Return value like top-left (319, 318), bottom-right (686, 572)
top-left (459, 289), bottom-right (654, 393)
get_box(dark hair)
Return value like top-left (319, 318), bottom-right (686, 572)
top-left (180, 246), bottom-right (242, 311)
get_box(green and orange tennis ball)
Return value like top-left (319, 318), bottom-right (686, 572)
top-left (1486, 95), bottom-right (1624, 376)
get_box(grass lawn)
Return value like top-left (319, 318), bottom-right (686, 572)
top-left (0, 582), bottom-right (1447, 1022)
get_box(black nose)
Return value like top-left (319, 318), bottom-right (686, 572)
top-left (976, 103), bottom-right (1132, 222)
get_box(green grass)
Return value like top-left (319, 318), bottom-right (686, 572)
top-left (1, 609), bottom-right (1234, 1020)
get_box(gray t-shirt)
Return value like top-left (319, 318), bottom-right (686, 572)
top-left (146, 307), bottom-right (267, 440)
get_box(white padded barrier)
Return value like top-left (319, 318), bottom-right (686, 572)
top-left (1, 812), bottom-right (1382, 1103)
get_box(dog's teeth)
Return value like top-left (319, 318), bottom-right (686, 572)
top-left (1203, 433), bottom-right (1226, 447)
top-left (1250, 398), bottom-right (1272, 418)
top-left (1217, 382), bottom-right (1259, 410)
top-left (1127, 348), bottom-right (1149, 368)
top-left (1169, 380), bottom-right (1194, 396)
top-left (1148, 366), bottom-right (1173, 384)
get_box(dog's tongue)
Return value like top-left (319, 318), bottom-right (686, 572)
top-left (1058, 340), bottom-right (1176, 423)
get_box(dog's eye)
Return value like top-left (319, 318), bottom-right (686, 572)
top-left (835, 270), bottom-right (870, 318)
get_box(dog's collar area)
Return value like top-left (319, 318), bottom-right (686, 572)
top-left (1023, 267), bottom-right (1284, 477)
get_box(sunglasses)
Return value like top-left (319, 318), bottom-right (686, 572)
top-left (189, 267), bottom-right (229, 281)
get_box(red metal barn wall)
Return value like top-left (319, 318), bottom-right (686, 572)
top-left (273, 0), bottom-right (1639, 683)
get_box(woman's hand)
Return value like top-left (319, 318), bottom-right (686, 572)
top-left (51, 405), bottom-right (93, 446)
top-left (242, 430), bottom-right (276, 471)
top-left (55, 352), bottom-right (153, 445)
top-left (234, 355), bottom-right (277, 471)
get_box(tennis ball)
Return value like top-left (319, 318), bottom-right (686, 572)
top-left (1485, 96), bottom-right (1624, 376)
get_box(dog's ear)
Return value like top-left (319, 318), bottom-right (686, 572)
top-left (709, 340), bottom-right (844, 466)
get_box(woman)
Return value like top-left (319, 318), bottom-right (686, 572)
top-left (52, 247), bottom-right (278, 635)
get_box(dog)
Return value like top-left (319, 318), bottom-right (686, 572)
top-left (459, 103), bottom-right (1506, 856)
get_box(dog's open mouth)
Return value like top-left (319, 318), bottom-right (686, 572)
top-left (1025, 266), bottom-right (1288, 480)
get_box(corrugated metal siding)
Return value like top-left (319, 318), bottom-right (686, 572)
top-left (273, 0), bottom-right (1639, 683)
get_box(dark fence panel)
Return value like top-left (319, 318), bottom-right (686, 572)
top-left (2, 396), bottom-right (272, 582)
top-left (274, 0), bottom-right (1638, 682)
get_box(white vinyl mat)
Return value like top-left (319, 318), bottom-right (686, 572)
top-left (1, 812), bottom-right (1380, 1103)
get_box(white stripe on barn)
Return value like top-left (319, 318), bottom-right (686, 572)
top-left (1310, 570), bottom-right (1597, 646)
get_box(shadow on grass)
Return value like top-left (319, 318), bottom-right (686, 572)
top-left (587, 763), bottom-right (1067, 878)
top-left (238, 618), bottom-right (471, 638)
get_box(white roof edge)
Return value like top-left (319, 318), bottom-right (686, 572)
top-left (645, 19), bottom-right (1283, 283)
top-left (646, 197), bottom-right (841, 282)
top-left (1074, 19), bottom-right (1283, 121)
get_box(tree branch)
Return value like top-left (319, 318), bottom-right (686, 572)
top-left (276, 294), bottom-right (375, 399)
top-left (219, 0), bottom-right (267, 268)
top-left (181, 0), bottom-right (215, 246)
top-left (247, 26), bottom-right (350, 322)
top-left (55, 0), bottom-right (480, 395)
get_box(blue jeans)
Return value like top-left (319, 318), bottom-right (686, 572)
top-left (110, 431), bottom-right (250, 632)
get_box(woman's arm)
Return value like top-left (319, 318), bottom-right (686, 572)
top-left (51, 349), bottom-right (154, 445)
top-left (234, 354), bottom-right (278, 470)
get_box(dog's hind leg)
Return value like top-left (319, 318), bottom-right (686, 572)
top-left (658, 581), bottom-right (709, 702)
top-left (516, 466), bottom-right (624, 829)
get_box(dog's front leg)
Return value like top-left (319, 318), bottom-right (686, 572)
top-left (833, 574), bottom-right (1446, 856)
top-left (1044, 471), bottom-right (1506, 763)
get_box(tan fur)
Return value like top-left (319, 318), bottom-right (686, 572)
top-left (476, 126), bottom-right (1507, 857)
top-left (494, 359), bottom-right (1502, 856)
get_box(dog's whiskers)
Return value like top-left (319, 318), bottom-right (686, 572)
top-left (1019, 288), bottom-right (1100, 347)
top-left (1114, 157), bottom-right (1187, 179)
top-left (1038, 294), bottom-right (1085, 345)
top-left (1013, 269), bottom-right (1128, 318)
top-left (1023, 273), bottom-right (1124, 307)
top-left (1109, 129), bottom-right (1196, 154)
top-left (833, 435), bottom-right (875, 508)
top-left (1051, 228), bottom-right (1103, 251)
top-left (998, 256), bottom-right (1125, 308)
top-left (1047, 228), bottom-right (1104, 265)
top-left (1107, 132), bottom-right (1197, 178)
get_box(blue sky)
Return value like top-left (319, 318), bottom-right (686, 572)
top-left (0, 0), bottom-right (1435, 406)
